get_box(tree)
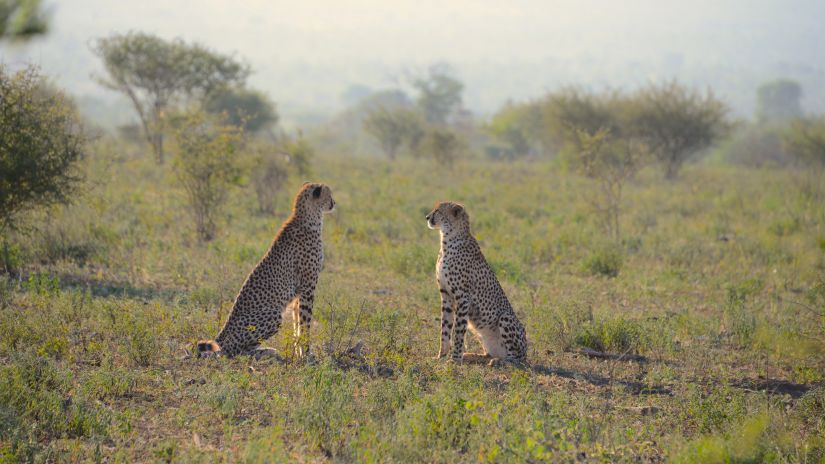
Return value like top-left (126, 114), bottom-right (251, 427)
top-left (412, 64), bottom-right (464, 125)
top-left (0, 0), bottom-right (48, 40)
top-left (783, 117), bottom-right (825, 168)
top-left (171, 110), bottom-right (244, 241)
top-left (0, 65), bottom-right (85, 230)
top-left (363, 106), bottom-right (424, 160)
top-left (756, 79), bottom-right (803, 124)
top-left (629, 81), bottom-right (729, 179)
top-left (204, 86), bottom-right (278, 133)
top-left (93, 32), bottom-right (249, 163)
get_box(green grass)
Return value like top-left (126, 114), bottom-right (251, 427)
top-left (1, 141), bottom-right (824, 462)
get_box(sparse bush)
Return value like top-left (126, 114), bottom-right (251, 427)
top-left (171, 109), bottom-right (244, 241)
top-left (247, 142), bottom-right (290, 215)
top-left (280, 130), bottom-right (313, 177)
top-left (722, 282), bottom-right (760, 348)
top-left (574, 317), bottom-right (647, 353)
top-left (0, 65), bottom-right (86, 230)
top-left (424, 127), bottom-right (462, 167)
top-left (723, 125), bottom-right (790, 167)
top-left (118, 311), bottom-right (161, 367)
top-left (783, 116), bottom-right (825, 167)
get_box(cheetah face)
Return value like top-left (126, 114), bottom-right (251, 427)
top-left (426, 201), bottom-right (468, 233)
top-left (303, 183), bottom-right (336, 214)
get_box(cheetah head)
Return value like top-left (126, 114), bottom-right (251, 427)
top-left (296, 182), bottom-right (336, 215)
top-left (426, 201), bottom-right (469, 234)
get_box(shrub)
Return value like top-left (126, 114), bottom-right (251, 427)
top-left (574, 318), bottom-right (647, 354)
top-left (247, 143), bottom-right (289, 215)
top-left (582, 243), bottom-right (623, 278)
top-left (0, 65), bottom-right (86, 230)
top-left (171, 110), bottom-right (244, 241)
top-left (783, 116), bottom-right (825, 167)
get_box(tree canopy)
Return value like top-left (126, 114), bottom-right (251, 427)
top-left (93, 32), bottom-right (249, 162)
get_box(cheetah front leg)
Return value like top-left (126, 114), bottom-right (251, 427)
top-left (450, 292), bottom-right (472, 363)
top-left (293, 285), bottom-right (316, 359)
top-left (436, 289), bottom-right (455, 359)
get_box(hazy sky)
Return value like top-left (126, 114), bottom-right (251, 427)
top-left (2, 0), bottom-right (823, 125)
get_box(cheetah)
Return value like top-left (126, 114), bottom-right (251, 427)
top-left (426, 201), bottom-right (528, 365)
top-left (197, 182), bottom-right (335, 359)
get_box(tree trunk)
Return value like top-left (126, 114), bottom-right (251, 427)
top-left (153, 131), bottom-right (164, 164)
top-left (665, 160), bottom-right (680, 180)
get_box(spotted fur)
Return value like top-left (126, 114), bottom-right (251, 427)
top-left (426, 201), bottom-right (528, 364)
top-left (197, 182), bottom-right (335, 359)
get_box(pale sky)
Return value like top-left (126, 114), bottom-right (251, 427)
top-left (2, 0), bottom-right (823, 125)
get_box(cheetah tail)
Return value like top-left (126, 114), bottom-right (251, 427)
top-left (196, 339), bottom-right (222, 357)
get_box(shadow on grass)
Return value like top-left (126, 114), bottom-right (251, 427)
top-left (531, 363), bottom-right (673, 395)
top-left (726, 377), bottom-right (814, 399)
top-left (57, 272), bottom-right (184, 301)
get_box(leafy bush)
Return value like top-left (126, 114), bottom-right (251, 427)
top-left (0, 65), bottom-right (86, 230)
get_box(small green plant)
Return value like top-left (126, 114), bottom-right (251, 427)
top-left (118, 312), bottom-right (160, 367)
top-left (22, 272), bottom-right (60, 295)
top-left (581, 244), bottom-right (623, 277)
top-left (574, 317), bottom-right (647, 354)
top-left (722, 282), bottom-right (759, 348)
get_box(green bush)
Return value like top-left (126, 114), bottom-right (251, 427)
top-left (0, 65), bottom-right (86, 230)
top-left (574, 317), bottom-right (648, 354)
top-left (581, 244), bottom-right (623, 277)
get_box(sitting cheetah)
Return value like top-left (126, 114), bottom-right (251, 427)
top-left (426, 201), bottom-right (528, 365)
top-left (197, 182), bottom-right (335, 359)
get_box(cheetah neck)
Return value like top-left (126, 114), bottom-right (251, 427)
top-left (439, 229), bottom-right (472, 247)
top-left (287, 210), bottom-right (323, 232)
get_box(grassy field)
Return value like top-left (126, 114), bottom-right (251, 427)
top-left (1, 141), bottom-right (824, 462)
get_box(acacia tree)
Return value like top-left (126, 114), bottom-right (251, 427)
top-left (93, 32), bottom-right (249, 163)
top-left (629, 82), bottom-right (729, 179)
top-left (0, 65), bottom-right (85, 230)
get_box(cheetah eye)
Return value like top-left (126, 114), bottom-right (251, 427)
top-left (312, 186), bottom-right (322, 198)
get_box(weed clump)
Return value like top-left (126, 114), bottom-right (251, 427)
top-left (581, 244), bottom-right (623, 277)
top-left (574, 318), bottom-right (648, 354)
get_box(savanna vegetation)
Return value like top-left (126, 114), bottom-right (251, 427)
top-left (1, 30), bottom-right (824, 463)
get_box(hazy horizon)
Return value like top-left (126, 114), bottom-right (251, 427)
top-left (2, 0), bottom-right (823, 128)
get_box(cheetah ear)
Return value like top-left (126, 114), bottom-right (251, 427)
top-left (452, 205), bottom-right (464, 217)
top-left (312, 186), bottom-right (322, 198)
